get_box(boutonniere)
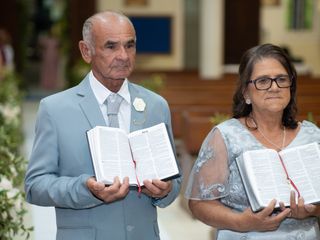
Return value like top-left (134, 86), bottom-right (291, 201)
top-left (133, 97), bottom-right (146, 112)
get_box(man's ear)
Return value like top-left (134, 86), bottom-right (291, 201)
top-left (79, 40), bottom-right (92, 63)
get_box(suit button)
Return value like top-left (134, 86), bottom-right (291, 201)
top-left (126, 225), bottom-right (134, 231)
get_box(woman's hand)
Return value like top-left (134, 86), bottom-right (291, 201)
top-left (280, 191), bottom-right (318, 219)
top-left (240, 199), bottom-right (291, 232)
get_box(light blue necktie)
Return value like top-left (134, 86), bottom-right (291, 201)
top-left (106, 93), bottom-right (123, 128)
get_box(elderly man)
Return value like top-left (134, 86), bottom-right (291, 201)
top-left (25, 11), bottom-right (181, 240)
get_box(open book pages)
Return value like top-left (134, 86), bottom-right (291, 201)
top-left (236, 142), bottom-right (320, 212)
top-left (87, 123), bottom-right (179, 186)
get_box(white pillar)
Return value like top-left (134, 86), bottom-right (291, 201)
top-left (199, 0), bottom-right (224, 79)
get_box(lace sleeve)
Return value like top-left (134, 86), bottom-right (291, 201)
top-left (184, 127), bottom-right (229, 200)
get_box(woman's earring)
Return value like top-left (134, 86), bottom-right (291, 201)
top-left (245, 98), bottom-right (251, 105)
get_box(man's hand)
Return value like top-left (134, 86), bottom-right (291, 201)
top-left (142, 179), bottom-right (172, 199)
top-left (86, 176), bottom-right (129, 203)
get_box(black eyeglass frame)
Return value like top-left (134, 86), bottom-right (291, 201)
top-left (246, 75), bottom-right (293, 90)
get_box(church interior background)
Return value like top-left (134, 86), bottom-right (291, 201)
top-left (0, 0), bottom-right (319, 239)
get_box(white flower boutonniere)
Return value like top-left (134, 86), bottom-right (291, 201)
top-left (133, 97), bottom-right (146, 112)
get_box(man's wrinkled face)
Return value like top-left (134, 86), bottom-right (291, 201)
top-left (89, 16), bottom-right (136, 83)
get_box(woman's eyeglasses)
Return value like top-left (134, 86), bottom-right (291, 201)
top-left (247, 75), bottom-right (292, 90)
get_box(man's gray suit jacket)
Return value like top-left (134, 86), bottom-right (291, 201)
top-left (24, 76), bottom-right (181, 240)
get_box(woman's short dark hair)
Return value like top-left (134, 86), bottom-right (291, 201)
top-left (232, 43), bottom-right (298, 129)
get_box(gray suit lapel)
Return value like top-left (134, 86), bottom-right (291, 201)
top-left (76, 77), bottom-right (106, 128)
top-left (129, 83), bottom-right (148, 132)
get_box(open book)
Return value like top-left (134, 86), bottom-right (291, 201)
top-left (87, 123), bottom-right (179, 187)
top-left (236, 142), bottom-right (320, 212)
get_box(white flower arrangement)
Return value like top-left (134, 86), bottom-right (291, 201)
top-left (0, 104), bottom-right (20, 124)
top-left (0, 177), bottom-right (21, 209)
top-left (133, 97), bottom-right (146, 112)
top-left (0, 71), bottom-right (33, 239)
top-left (0, 177), bottom-right (13, 190)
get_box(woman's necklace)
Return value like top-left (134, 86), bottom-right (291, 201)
top-left (257, 126), bottom-right (286, 151)
top-left (247, 115), bottom-right (286, 151)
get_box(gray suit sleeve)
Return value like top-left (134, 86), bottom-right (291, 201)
top-left (24, 100), bottom-right (103, 209)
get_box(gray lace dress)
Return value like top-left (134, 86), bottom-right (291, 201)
top-left (185, 119), bottom-right (320, 240)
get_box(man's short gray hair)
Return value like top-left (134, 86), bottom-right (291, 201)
top-left (81, 11), bottom-right (136, 54)
top-left (82, 18), bottom-right (95, 53)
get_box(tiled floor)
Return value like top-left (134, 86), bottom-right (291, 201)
top-left (21, 100), bottom-right (214, 240)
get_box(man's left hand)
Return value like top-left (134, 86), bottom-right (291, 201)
top-left (142, 179), bottom-right (172, 199)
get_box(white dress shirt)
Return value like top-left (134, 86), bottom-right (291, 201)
top-left (89, 71), bottom-right (131, 133)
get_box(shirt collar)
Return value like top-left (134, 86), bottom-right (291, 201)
top-left (89, 71), bottom-right (131, 105)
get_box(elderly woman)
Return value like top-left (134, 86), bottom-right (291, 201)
top-left (185, 43), bottom-right (320, 239)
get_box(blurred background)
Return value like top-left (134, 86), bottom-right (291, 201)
top-left (0, 0), bottom-right (319, 239)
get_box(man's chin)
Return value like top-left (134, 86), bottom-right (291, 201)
top-left (112, 76), bottom-right (127, 81)
top-left (113, 72), bottom-right (131, 80)
top-left (113, 68), bottom-right (132, 78)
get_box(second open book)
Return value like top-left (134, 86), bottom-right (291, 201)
top-left (236, 142), bottom-right (320, 212)
top-left (87, 123), bottom-right (179, 186)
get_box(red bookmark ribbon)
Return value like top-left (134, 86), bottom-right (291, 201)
top-left (278, 154), bottom-right (301, 198)
top-left (132, 159), bottom-right (141, 195)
